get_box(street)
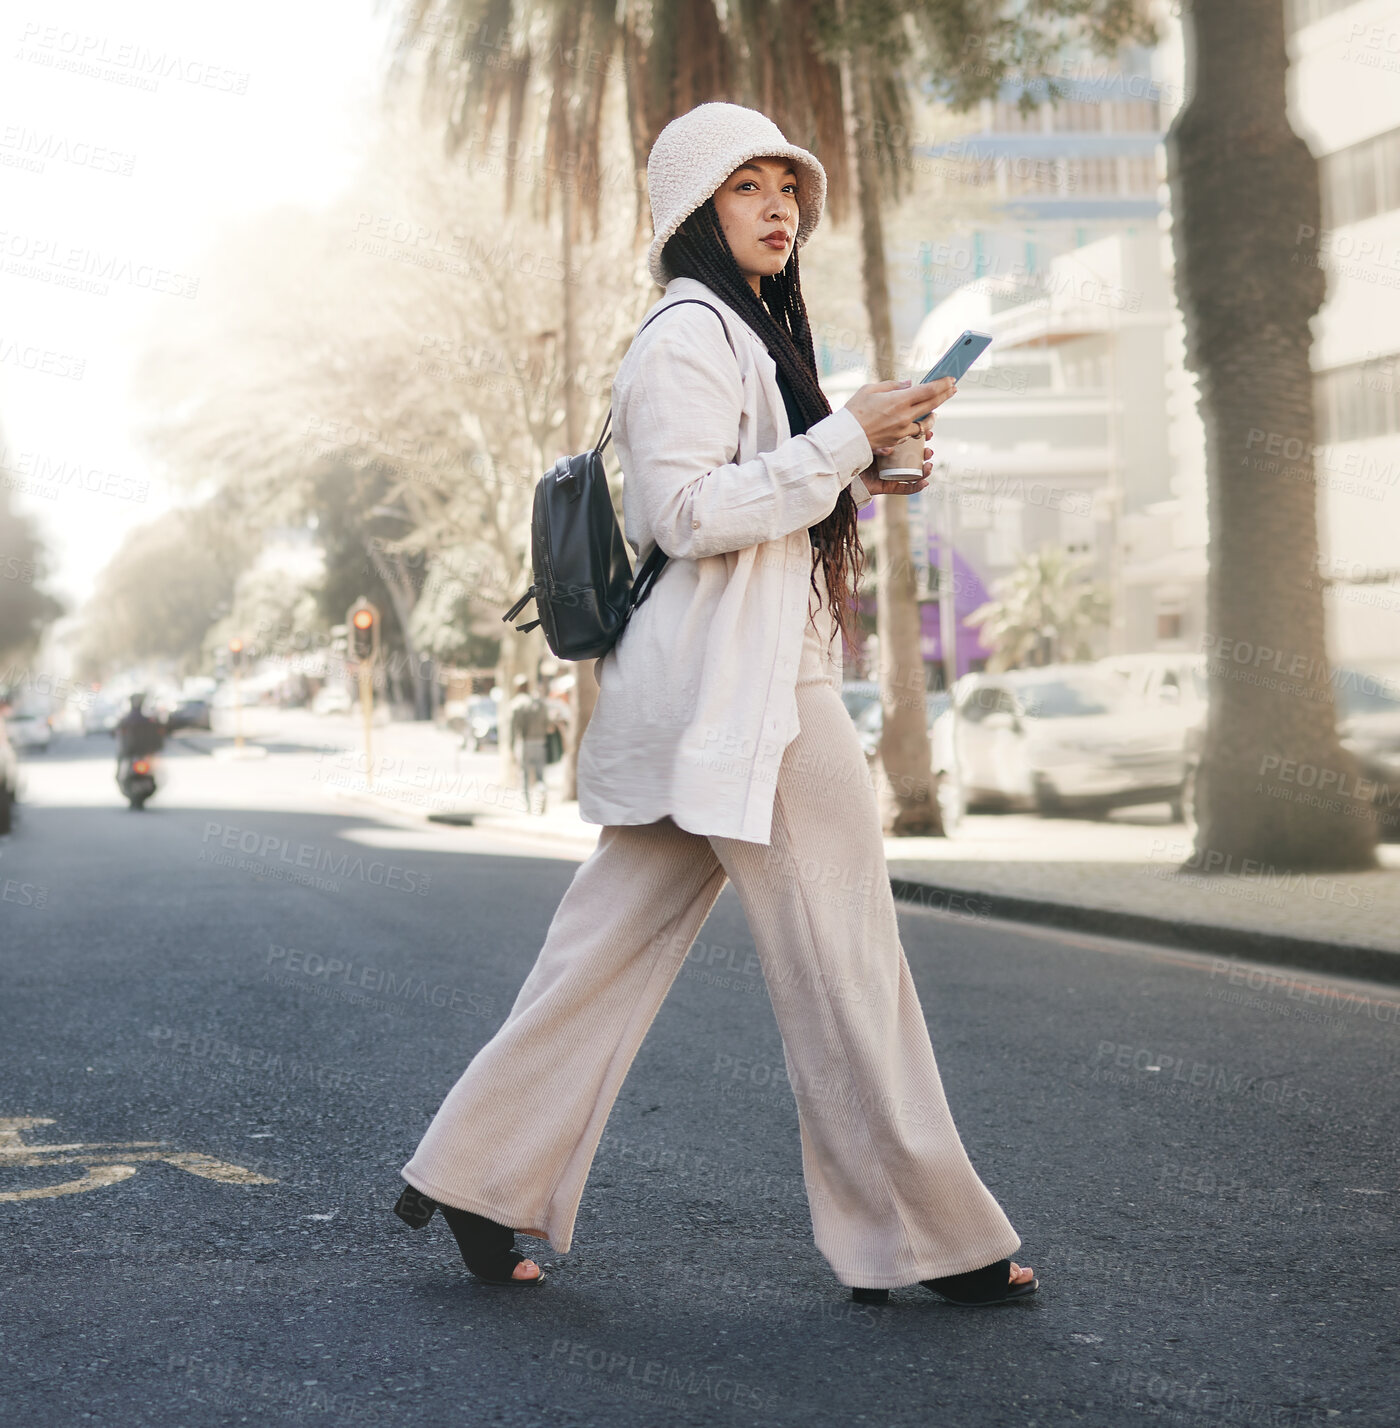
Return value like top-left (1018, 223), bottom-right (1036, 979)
top-left (2, 726), bottom-right (1396, 1428)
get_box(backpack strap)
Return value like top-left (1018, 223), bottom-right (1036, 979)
top-left (591, 298), bottom-right (737, 457)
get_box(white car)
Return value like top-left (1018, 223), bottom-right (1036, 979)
top-left (932, 665), bottom-right (1188, 818)
top-left (311, 684), bottom-right (354, 716)
top-left (5, 704), bottom-right (52, 752)
top-left (1098, 652), bottom-right (1208, 725)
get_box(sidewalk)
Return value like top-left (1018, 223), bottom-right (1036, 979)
top-left (324, 715), bottom-right (1400, 986)
top-left (883, 812), bottom-right (1400, 985)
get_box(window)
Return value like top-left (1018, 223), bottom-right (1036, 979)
top-left (1051, 100), bottom-right (1103, 132)
top-left (1005, 156), bottom-right (1060, 195)
top-left (1156, 611), bottom-right (1183, 641)
top-left (960, 685), bottom-right (1016, 723)
top-left (1114, 100), bottom-right (1160, 133)
top-left (1060, 508), bottom-right (1097, 555)
top-left (993, 101), bottom-right (1043, 133)
top-left (1066, 157), bottom-right (1120, 195)
top-left (1124, 155), bottom-right (1158, 194)
top-left (1320, 128), bottom-right (1400, 228)
top-left (1285, 0), bottom-right (1364, 34)
top-left (1315, 353), bottom-right (1400, 443)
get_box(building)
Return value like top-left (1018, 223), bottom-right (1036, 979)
top-left (1286, 0), bottom-right (1400, 671)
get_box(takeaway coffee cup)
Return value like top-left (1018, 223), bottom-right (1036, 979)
top-left (874, 432), bottom-right (927, 481)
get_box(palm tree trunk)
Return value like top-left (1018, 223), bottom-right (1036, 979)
top-left (557, 100), bottom-right (600, 804)
top-left (840, 44), bottom-right (942, 837)
top-left (1167, 0), bottom-right (1375, 870)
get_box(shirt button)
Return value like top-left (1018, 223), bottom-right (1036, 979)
top-left (692, 519), bottom-right (700, 528)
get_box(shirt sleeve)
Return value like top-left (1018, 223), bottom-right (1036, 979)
top-left (616, 308), bottom-right (874, 561)
top-left (849, 468), bottom-right (875, 510)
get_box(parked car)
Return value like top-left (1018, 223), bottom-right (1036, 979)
top-left (0, 714), bottom-right (18, 832)
top-left (464, 695), bottom-right (499, 751)
top-left (932, 665), bottom-right (1188, 819)
top-left (167, 698), bottom-right (212, 731)
top-left (5, 700), bottom-right (52, 752)
top-left (311, 684), bottom-right (354, 716)
top-left (852, 692), bottom-right (952, 762)
top-left (1099, 652), bottom-right (1208, 722)
top-left (839, 680), bottom-right (882, 724)
top-left (1336, 668), bottom-right (1400, 840)
top-left (1145, 658), bottom-right (1400, 840)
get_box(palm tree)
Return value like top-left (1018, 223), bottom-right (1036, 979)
top-left (1165, 0), bottom-right (1377, 871)
top-left (965, 549), bottom-right (1110, 671)
top-left (390, 0), bottom-right (1156, 828)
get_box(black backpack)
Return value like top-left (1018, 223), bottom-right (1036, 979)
top-left (501, 298), bottom-right (734, 661)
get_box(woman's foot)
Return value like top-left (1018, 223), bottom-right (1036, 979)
top-left (851, 1257), bottom-right (1038, 1306)
top-left (392, 1186), bottom-right (545, 1286)
top-left (437, 1204), bottom-right (546, 1287)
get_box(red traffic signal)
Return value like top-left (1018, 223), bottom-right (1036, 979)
top-left (347, 600), bottom-right (381, 662)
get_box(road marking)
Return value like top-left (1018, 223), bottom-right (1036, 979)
top-left (0, 1117), bottom-right (277, 1201)
top-left (2, 1165), bottom-right (140, 1201)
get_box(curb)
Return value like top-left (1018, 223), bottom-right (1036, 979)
top-left (888, 876), bottom-right (1400, 988)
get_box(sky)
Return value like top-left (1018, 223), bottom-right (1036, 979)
top-left (0, 0), bottom-right (390, 613)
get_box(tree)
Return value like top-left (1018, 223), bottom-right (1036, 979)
top-left (76, 506), bottom-right (251, 679)
top-left (0, 483), bottom-right (64, 665)
top-left (1165, 0), bottom-right (1377, 871)
top-left (965, 548), bottom-right (1109, 671)
top-left (136, 113), bottom-right (641, 758)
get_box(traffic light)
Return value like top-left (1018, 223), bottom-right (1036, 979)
top-left (347, 600), bottom-right (380, 663)
top-left (228, 637), bottom-right (245, 673)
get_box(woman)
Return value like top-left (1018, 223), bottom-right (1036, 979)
top-left (393, 102), bottom-right (1036, 1307)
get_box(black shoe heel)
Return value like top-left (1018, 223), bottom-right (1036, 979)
top-left (392, 1185), bottom-right (439, 1229)
top-left (392, 1184), bottom-right (544, 1287)
top-left (851, 1287), bottom-right (890, 1304)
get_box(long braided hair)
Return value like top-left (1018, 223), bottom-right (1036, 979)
top-left (661, 196), bottom-right (866, 654)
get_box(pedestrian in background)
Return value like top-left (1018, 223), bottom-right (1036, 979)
top-left (507, 674), bottom-right (551, 816)
top-left (394, 102), bottom-right (1036, 1308)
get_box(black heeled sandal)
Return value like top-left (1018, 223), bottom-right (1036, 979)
top-left (393, 1185), bottom-right (545, 1287)
top-left (852, 1258), bottom-right (1038, 1307)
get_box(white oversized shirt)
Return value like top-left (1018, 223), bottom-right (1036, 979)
top-left (576, 276), bottom-right (876, 845)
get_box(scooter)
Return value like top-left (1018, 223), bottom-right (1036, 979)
top-left (117, 756), bottom-right (157, 810)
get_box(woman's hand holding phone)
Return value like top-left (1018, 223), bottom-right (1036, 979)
top-left (844, 376), bottom-right (954, 496)
top-left (846, 376), bottom-right (955, 453)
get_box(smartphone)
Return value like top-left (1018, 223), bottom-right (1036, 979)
top-left (912, 330), bottom-right (993, 420)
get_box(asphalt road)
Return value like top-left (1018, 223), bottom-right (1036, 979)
top-left (2, 726), bottom-right (1397, 1427)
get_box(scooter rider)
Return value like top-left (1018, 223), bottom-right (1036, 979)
top-left (115, 693), bottom-right (165, 765)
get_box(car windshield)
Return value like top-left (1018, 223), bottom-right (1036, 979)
top-left (1015, 675), bottom-right (1129, 719)
top-left (1335, 671), bottom-right (1400, 717)
top-left (841, 687), bottom-right (880, 720)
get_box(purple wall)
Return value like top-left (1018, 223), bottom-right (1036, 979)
top-left (853, 507), bottom-right (992, 676)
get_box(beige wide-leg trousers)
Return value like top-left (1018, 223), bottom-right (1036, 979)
top-left (403, 583), bottom-right (1022, 1289)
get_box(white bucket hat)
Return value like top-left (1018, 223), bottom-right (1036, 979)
top-left (645, 101), bottom-right (828, 288)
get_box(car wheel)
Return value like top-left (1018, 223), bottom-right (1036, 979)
top-left (1032, 775), bottom-right (1062, 817)
top-left (1181, 763), bottom-right (1201, 836)
top-left (936, 770), bottom-right (965, 834)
